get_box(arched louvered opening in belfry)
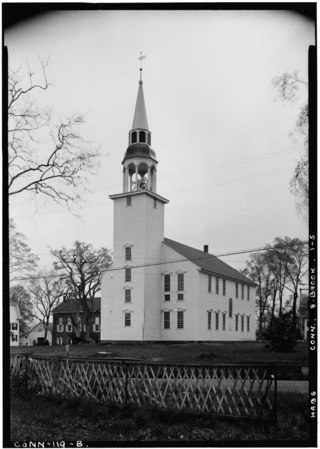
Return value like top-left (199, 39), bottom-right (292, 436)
top-left (131, 131), bottom-right (137, 144)
top-left (139, 130), bottom-right (146, 143)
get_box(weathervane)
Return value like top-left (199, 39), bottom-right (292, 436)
top-left (138, 51), bottom-right (146, 82)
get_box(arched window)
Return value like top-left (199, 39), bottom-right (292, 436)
top-left (139, 131), bottom-right (146, 143)
top-left (229, 298), bottom-right (233, 318)
top-left (131, 131), bottom-right (137, 144)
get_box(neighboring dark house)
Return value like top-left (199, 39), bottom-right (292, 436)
top-left (52, 297), bottom-right (101, 345)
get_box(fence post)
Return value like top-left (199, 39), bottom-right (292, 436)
top-left (274, 366), bottom-right (278, 424)
top-left (124, 361), bottom-right (128, 406)
top-left (25, 354), bottom-right (28, 391)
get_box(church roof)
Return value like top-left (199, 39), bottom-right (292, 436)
top-left (163, 238), bottom-right (256, 286)
top-left (132, 81), bottom-right (149, 130)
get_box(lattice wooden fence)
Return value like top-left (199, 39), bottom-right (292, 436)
top-left (10, 355), bottom-right (277, 420)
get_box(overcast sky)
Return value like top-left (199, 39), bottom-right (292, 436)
top-left (5, 8), bottom-right (315, 276)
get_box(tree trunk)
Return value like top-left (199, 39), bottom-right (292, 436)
top-left (292, 290), bottom-right (298, 332)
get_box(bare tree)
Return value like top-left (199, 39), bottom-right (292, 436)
top-left (8, 60), bottom-right (100, 208)
top-left (272, 71), bottom-right (308, 217)
top-left (28, 271), bottom-right (66, 341)
top-left (52, 241), bottom-right (112, 341)
top-left (9, 218), bottom-right (39, 278)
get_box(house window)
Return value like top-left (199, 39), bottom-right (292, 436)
top-left (94, 317), bottom-right (100, 332)
top-left (241, 284), bottom-right (244, 300)
top-left (208, 275), bottom-right (212, 293)
top-left (178, 293), bottom-right (184, 301)
top-left (125, 289), bottom-right (131, 303)
top-left (235, 315), bottom-right (239, 332)
top-left (131, 131), bottom-right (137, 143)
top-left (12, 322), bottom-right (18, 331)
top-left (154, 199), bottom-right (157, 209)
top-left (125, 267), bottom-right (132, 282)
top-left (56, 337), bottom-right (63, 345)
top-left (12, 334), bottom-right (18, 342)
top-left (215, 312), bottom-right (219, 330)
top-left (164, 274), bottom-right (170, 292)
top-left (164, 311), bottom-right (170, 329)
top-left (66, 318), bottom-right (72, 333)
top-left (164, 294), bottom-right (170, 302)
top-left (147, 134), bottom-right (151, 145)
top-left (247, 286), bottom-right (250, 301)
top-left (126, 196), bottom-right (132, 206)
top-left (125, 247), bottom-right (132, 261)
top-left (216, 277), bottom-right (219, 295)
top-left (67, 337), bottom-right (73, 344)
top-left (177, 273), bottom-right (184, 291)
top-left (177, 311), bottom-right (184, 329)
top-left (229, 298), bottom-right (233, 318)
top-left (208, 311), bottom-right (212, 330)
top-left (247, 316), bottom-right (250, 332)
top-left (235, 283), bottom-right (238, 298)
top-left (57, 318), bottom-right (64, 332)
top-left (81, 323), bottom-right (86, 332)
top-left (124, 312), bottom-right (131, 327)
top-left (139, 131), bottom-right (146, 143)
top-left (222, 313), bottom-right (226, 331)
top-left (222, 279), bottom-right (226, 296)
top-left (241, 315), bottom-right (244, 332)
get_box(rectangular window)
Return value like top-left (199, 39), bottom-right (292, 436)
top-left (81, 323), bottom-right (86, 332)
top-left (235, 315), bottom-right (239, 332)
top-left (126, 196), bottom-right (131, 206)
top-left (247, 316), bottom-right (250, 332)
top-left (164, 274), bottom-right (170, 292)
top-left (125, 247), bottom-right (132, 261)
top-left (12, 322), bottom-right (18, 330)
top-left (235, 283), bottom-right (238, 298)
top-left (124, 312), bottom-right (131, 327)
top-left (178, 273), bottom-right (184, 291)
top-left (208, 275), bottom-right (212, 293)
top-left (208, 311), bottom-right (212, 330)
top-left (241, 284), bottom-right (244, 300)
top-left (177, 293), bottom-right (184, 301)
top-left (216, 277), bottom-right (219, 295)
top-left (177, 311), bottom-right (184, 329)
top-left (125, 267), bottom-right (131, 282)
top-left (222, 279), bottom-right (226, 296)
top-left (56, 337), bottom-right (63, 345)
top-left (57, 318), bottom-right (64, 332)
top-left (222, 313), bottom-right (226, 331)
top-left (164, 311), bottom-right (170, 329)
top-left (125, 289), bottom-right (131, 303)
top-left (247, 286), bottom-right (250, 301)
top-left (66, 318), bottom-right (72, 332)
top-left (241, 315), bottom-right (244, 332)
top-left (94, 317), bottom-right (100, 332)
top-left (215, 312), bottom-right (219, 330)
top-left (164, 294), bottom-right (170, 302)
top-left (12, 334), bottom-right (18, 342)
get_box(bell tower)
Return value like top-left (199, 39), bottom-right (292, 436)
top-left (122, 54), bottom-right (158, 194)
top-left (101, 54), bottom-right (169, 341)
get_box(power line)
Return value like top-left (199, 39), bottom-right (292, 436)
top-left (11, 240), bottom-right (308, 282)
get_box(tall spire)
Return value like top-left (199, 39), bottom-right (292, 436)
top-left (132, 52), bottom-right (149, 130)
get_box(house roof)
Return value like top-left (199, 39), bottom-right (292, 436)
top-left (163, 238), bottom-right (256, 286)
top-left (10, 301), bottom-right (21, 319)
top-left (52, 297), bottom-right (101, 314)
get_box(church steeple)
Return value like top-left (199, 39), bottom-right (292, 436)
top-left (122, 54), bottom-right (158, 193)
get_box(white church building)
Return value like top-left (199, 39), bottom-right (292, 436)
top-left (101, 66), bottom-right (256, 342)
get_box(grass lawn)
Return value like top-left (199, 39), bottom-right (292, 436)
top-left (9, 390), bottom-right (309, 442)
top-left (11, 341), bottom-right (308, 365)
